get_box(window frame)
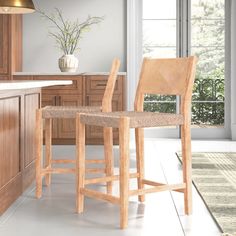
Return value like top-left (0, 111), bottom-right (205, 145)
top-left (127, 0), bottom-right (231, 139)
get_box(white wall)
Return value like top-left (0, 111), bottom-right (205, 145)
top-left (23, 0), bottom-right (126, 72)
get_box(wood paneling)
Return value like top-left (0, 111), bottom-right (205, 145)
top-left (0, 76), bottom-right (10, 80)
top-left (24, 94), bottom-right (40, 167)
top-left (0, 15), bottom-right (22, 79)
top-left (0, 175), bottom-right (21, 214)
top-left (85, 94), bottom-right (122, 144)
top-left (0, 96), bottom-right (20, 188)
top-left (41, 77), bottom-right (83, 142)
top-left (23, 93), bottom-right (40, 189)
top-left (10, 15), bottom-right (22, 73)
top-left (0, 89), bottom-right (41, 215)
top-left (0, 95), bottom-right (21, 214)
top-left (0, 15), bottom-right (9, 75)
top-left (57, 94), bottom-right (83, 139)
top-left (41, 94), bottom-right (57, 139)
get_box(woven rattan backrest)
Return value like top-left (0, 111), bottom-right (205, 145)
top-left (134, 56), bottom-right (197, 114)
top-left (102, 58), bottom-right (121, 112)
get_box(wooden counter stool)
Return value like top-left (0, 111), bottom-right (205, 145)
top-left (35, 58), bottom-right (120, 199)
top-left (75, 56), bottom-right (197, 229)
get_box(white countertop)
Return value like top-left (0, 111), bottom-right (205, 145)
top-left (0, 80), bottom-right (72, 90)
top-left (13, 72), bottom-right (126, 76)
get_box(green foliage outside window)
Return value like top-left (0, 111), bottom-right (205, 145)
top-left (144, 95), bottom-right (176, 113)
top-left (192, 65), bottom-right (224, 125)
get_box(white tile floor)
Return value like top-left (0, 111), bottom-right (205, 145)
top-left (1, 139), bottom-right (235, 236)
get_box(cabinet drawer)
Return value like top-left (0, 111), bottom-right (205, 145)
top-left (0, 76), bottom-right (9, 80)
top-left (86, 75), bottom-right (122, 94)
top-left (13, 75), bottom-right (33, 80)
top-left (34, 76), bottom-right (83, 94)
top-left (42, 80), bottom-right (82, 95)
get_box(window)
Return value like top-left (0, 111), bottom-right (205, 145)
top-left (142, 0), bottom-right (226, 130)
top-left (191, 0), bottom-right (225, 127)
top-left (143, 0), bottom-right (177, 115)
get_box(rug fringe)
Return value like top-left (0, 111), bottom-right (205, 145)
top-left (222, 233), bottom-right (236, 236)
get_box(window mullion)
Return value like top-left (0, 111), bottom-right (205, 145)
top-left (180, 0), bottom-right (189, 57)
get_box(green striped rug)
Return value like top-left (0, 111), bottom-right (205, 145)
top-left (177, 152), bottom-right (236, 234)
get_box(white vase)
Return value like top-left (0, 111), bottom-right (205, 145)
top-left (58, 54), bottom-right (79, 72)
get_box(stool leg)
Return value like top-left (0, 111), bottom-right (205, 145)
top-left (35, 109), bottom-right (43, 199)
top-left (181, 123), bottom-right (192, 215)
top-left (119, 117), bottom-right (130, 229)
top-left (104, 127), bottom-right (114, 194)
top-left (135, 127), bottom-right (145, 202)
top-left (76, 114), bottom-right (85, 213)
top-left (45, 118), bottom-right (52, 186)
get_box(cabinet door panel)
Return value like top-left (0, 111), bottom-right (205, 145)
top-left (24, 93), bottom-right (39, 167)
top-left (0, 97), bottom-right (20, 188)
top-left (10, 15), bottom-right (22, 72)
top-left (41, 94), bottom-right (56, 107)
top-left (23, 93), bottom-right (40, 189)
top-left (41, 94), bottom-right (58, 138)
top-left (86, 75), bottom-right (122, 95)
top-left (86, 94), bottom-right (122, 144)
top-left (37, 77), bottom-right (83, 94)
top-left (0, 76), bottom-right (9, 80)
top-left (57, 94), bottom-right (83, 139)
top-left (0, 15), bottom-right (9, 74)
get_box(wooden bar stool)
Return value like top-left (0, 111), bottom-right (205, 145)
top-left (75, 56), bottom-right (197, 229)
top-left (35, 58), bottom-right (120, 199)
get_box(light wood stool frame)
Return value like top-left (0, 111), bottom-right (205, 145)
top-left (35, 58), bottom-right (120, 198)
top-left (75, 56), bottom-right (197, 229)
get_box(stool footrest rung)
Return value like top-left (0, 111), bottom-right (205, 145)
top-left (41, 167), bottom-right (105, 175)
top-left (142, 179), bottom-right (185, 193)
top-left (50, 159), bottom-right (105, 164)
top-left (51, 159), bottom-right (75, 164)
top-left (86, 159), bottom-right (106, 164)
top-left (42, 168), bottom-right (75, 174)
top-left (129, 183), bottom-right (186, 196)
top-left (85, 173), bottom-right (139, 185)
top-left (142, 179), bottom-right (165, 186)
top-left (86, 168), bottom-right (105, 174)
top-left (81, 188), bottom-right (120, 205)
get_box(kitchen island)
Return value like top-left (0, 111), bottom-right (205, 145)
top-left (13, 73), bottom-right (126, 144)
top-left (0, 80), bottom-right (71, 214)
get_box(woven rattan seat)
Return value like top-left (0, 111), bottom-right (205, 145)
top-left (79, 111), bottom-right (184, 128)
top-left (42, 105), bottom-right (101, 118)
top-left (76, 56), bottom-right (198, 229)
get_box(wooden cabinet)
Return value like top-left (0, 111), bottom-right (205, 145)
top-left (13, 74), bottom-right (126, 144)
top-left (85, 94), bottom-right (121, 144)
top-left (0, 95), bottom-right (21, 214)
top-left (85, 75), bottom-right (124, 144)
top-left (57, 94), bottom-right (83, 140)
top-left (0, 15), bottom-right (22, 79)
top-left (40, 76), bottom-right (83, 144)
top-left (0, 89), bottom-right (40, 214)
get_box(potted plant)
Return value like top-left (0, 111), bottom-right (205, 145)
top-left (38, 8), bottom-right (103, 72)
